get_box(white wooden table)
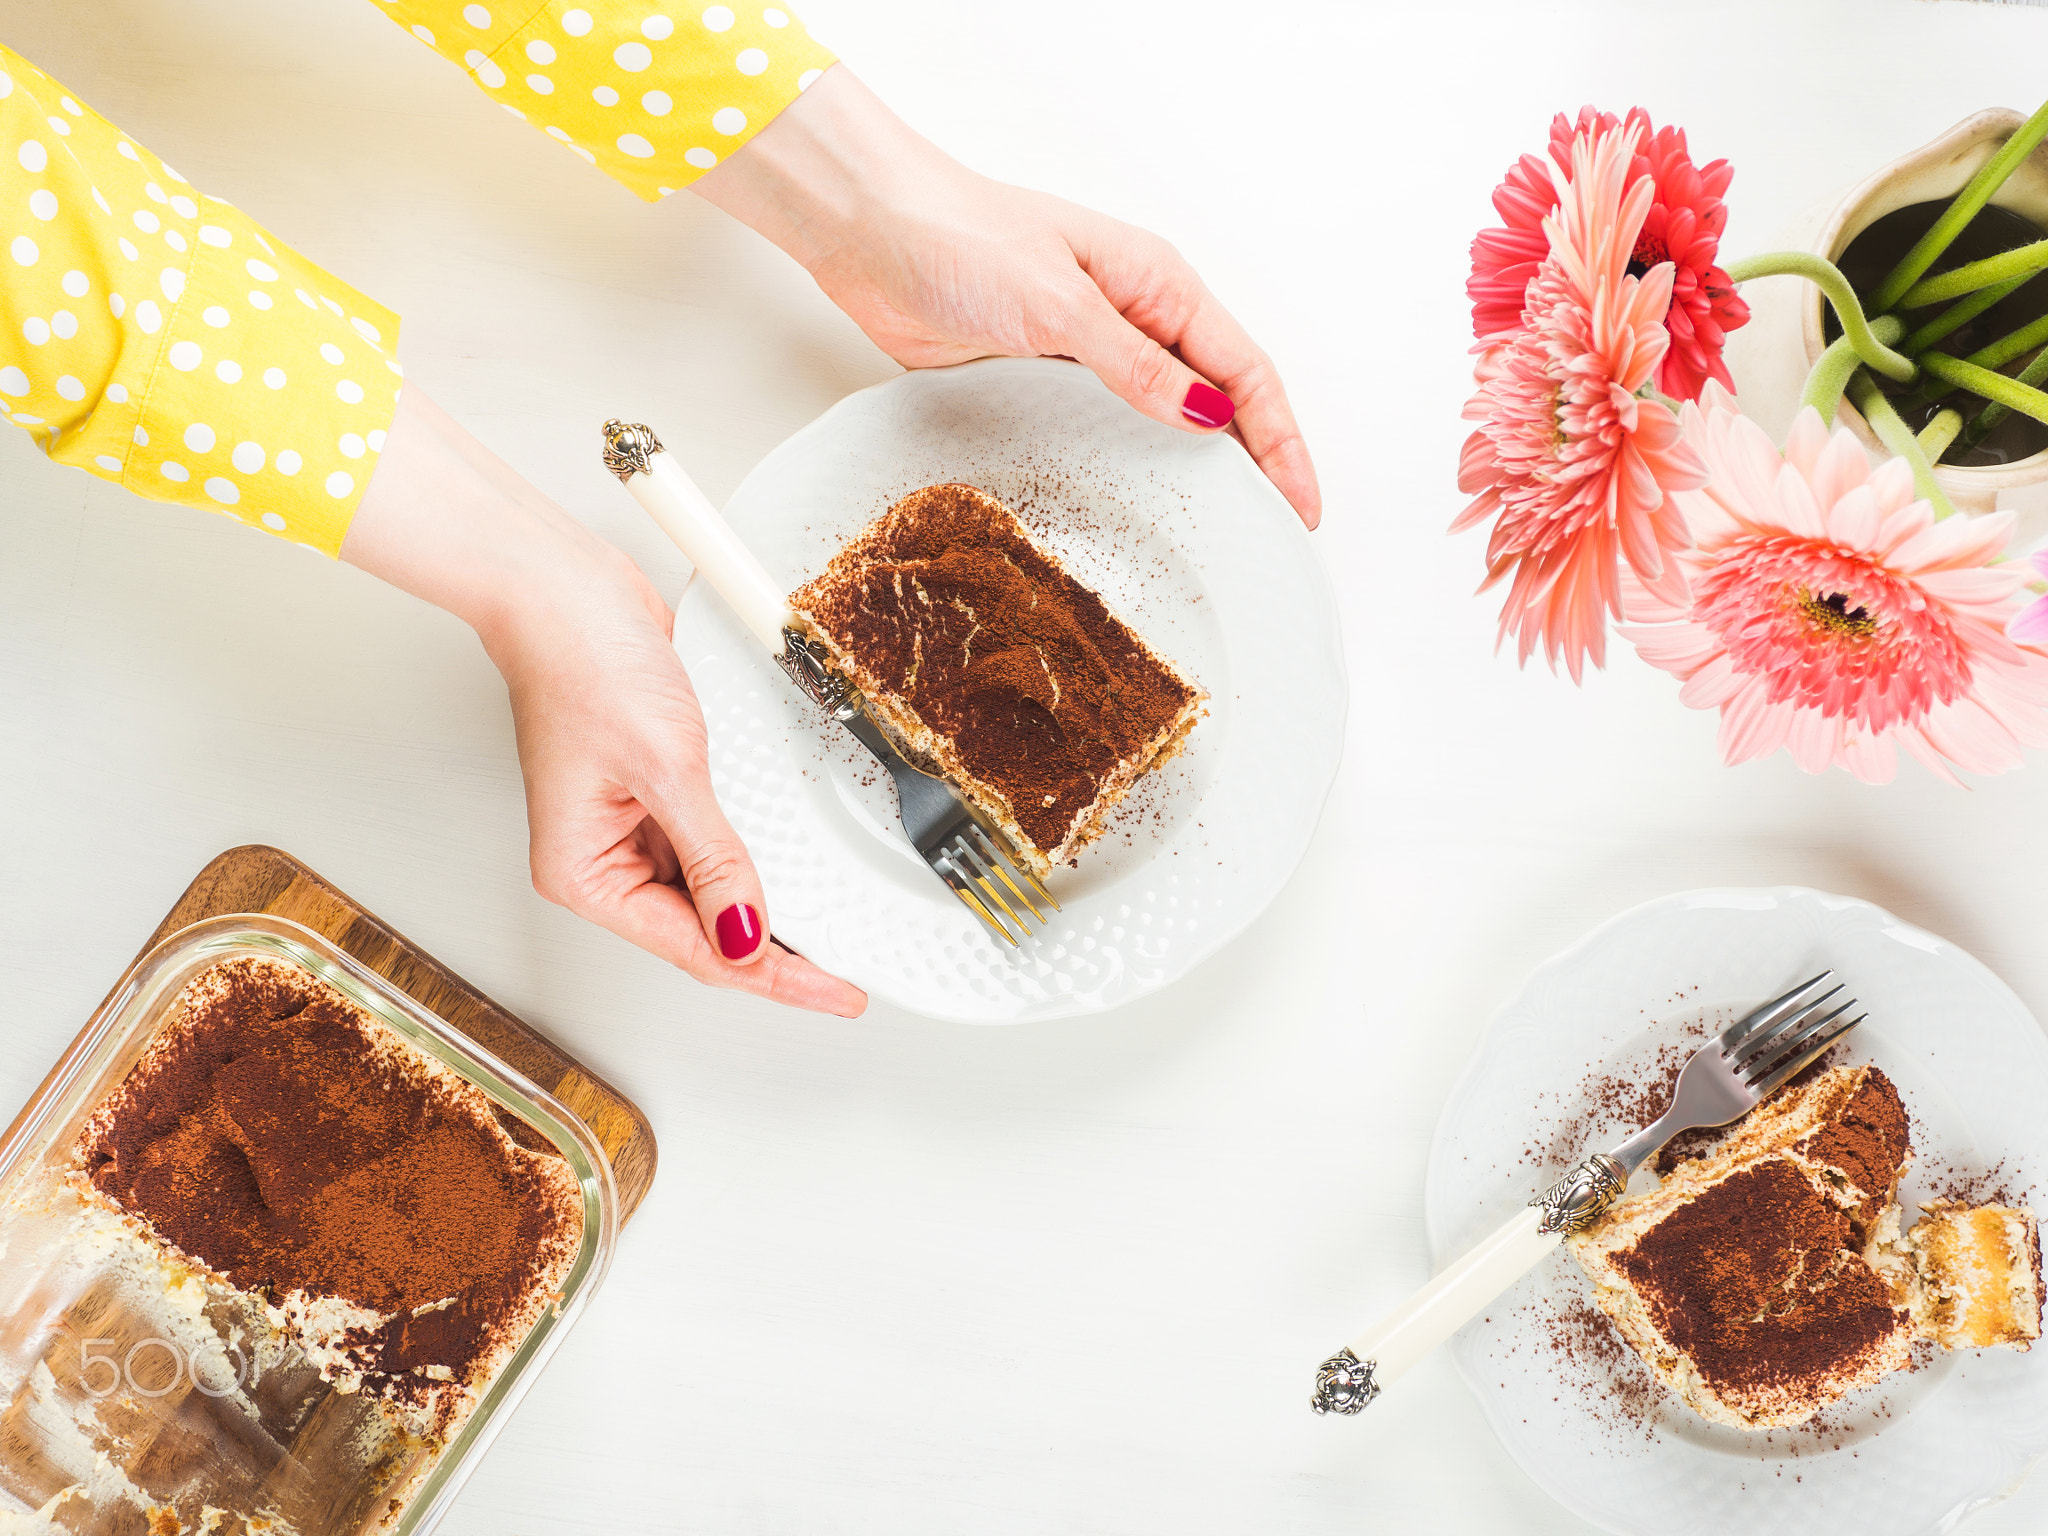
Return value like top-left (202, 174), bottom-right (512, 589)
top-left (5, 1), bottom-right (2047, 1531)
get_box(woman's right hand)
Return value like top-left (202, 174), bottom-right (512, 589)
top-left (347, 385), bottom-right (866, 1017)
top-left (486, 553), bottom-right (866, 1017)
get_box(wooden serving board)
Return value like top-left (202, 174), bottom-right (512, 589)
top-left (122, 844), bottom-right (657, 1221)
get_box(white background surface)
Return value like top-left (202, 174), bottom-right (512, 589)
top-left (5, 1), bottom-right (2048, 1532)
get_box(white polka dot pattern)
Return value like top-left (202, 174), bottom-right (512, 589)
top-left (1, 45), bottom-right (400, 556)
top-left (380, 1), bottom-right (835, 200)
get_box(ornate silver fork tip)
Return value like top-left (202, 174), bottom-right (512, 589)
top-left (1311, 1350), bottom-right (1379, 1415)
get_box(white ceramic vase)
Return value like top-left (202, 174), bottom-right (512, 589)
top-left (1721, 109), bottom-right (2048, 549)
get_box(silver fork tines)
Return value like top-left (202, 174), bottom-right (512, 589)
top-left (780, 629), bottom-right (1059, 947)
top-left (1727, 981), bottom-right (1843, 1071)
top-left (1735, 997), bottom-right (1866, 1094)
top-left (1579, 970), bottom-right (1868, 1222)
top-left (1718, 972), bottom-right (1837, 1054)
top-left (951, 827), bottom-right (1044, 923)
top-left (936, 826), bottom-right (1051, 945)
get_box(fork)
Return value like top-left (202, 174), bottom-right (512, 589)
top-left (773, 627), bottom-right (1057, 943)
top-left (1309, 972), bottom-right (1864, 1416)
top-left (600, 419), bottom-right (1058, 946)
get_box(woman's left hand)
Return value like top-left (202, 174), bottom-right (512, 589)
top-left (695, 66), bottom-right (1323, 530)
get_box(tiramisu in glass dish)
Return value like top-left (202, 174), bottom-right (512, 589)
top-left (0, 916), bottom-right (616, 1535)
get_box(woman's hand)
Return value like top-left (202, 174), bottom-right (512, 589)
top-left (487, 559), bottom-right (864, 1017)
top-left (694, 68), bottom-right (1322, 529)
top-left (345, 387), bottom-right (866, 1017)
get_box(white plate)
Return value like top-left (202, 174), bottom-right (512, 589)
top-left (672, 357), bottom-right (1345, 1023)
top-left (1426, 887), bottom-right (2048, 1536)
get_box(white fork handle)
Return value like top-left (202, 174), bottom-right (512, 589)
top-left (1328, 1207), bottom-right (1560, 1405)
top-left (616, 441), bottom-right (791, 653)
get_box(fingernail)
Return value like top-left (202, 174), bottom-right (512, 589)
top-left (716, 903), bottom-right (763, 959)
top-left (1182, 381), bottom-right (1234, 429)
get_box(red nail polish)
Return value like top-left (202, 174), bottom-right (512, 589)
top-left (716, 903), bottom-right (763, 959)
top-left (1182, 381), bottom-right (1235, 429)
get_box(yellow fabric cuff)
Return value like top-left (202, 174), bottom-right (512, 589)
top-left (2, 50), bottom-right (401, 558)
top-left (382, 1), bottom-right (837, 200)
top-left (82, 210), bottom-right (400, 559)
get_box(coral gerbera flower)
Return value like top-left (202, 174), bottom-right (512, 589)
top-left (1467, 151), bottom-right (1557, 343)
top-left (1615, 115), bottom-right (1749, 402)
top-left (1455, 121), bottom-right (1708, 680)
top-left (1467, 106), bottom-right (1749, 400)
top-left (1620, 384), bottom-right (2048, 784)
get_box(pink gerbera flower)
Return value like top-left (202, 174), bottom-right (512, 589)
top-left (1620, 384), bottom-right (2048, 784)
top-left (1455, 121), bottom-right (1708, 680)
top-left (1467, 107), bottom-right (1749, 400)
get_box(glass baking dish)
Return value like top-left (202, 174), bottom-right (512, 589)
top-left (0, 913), bottom-right (619, 1534)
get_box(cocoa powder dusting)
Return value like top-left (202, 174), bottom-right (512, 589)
top-left (790, 483), bottom-right (1200, 853)
top-left (1919, 1153), bottom-right (2037, 1210)
top-left (1520, 998), bottom-right (1712, 1177)
top-left (79, 958), bottom-right (580, 1406)
top-left (1542, 1296), bottom-right (1664, 1440)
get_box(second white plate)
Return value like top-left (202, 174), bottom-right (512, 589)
top-left (1425, 887), bottom-right (2048, 1536)
top-left (671, 357), bottom-right (1346, 1023)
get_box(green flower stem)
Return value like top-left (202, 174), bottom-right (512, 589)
top-left (1799, 314), bottom-right (1907, 422)
top-left (1849, 373), bottom-right (1961, 519)
top-left (1920, 350), bottom-right (2048, 427)
top-left (1961, 307), bottom-right (2048, 373)
top-left (1895, 239), bottom-right (2048, 310)
top-left (1902, 275), bottom-right (2030, 356)
top-left (1868, 96), bottom-right (2048, 313)
top-left (1800, 339), bottom-right (1866, 423)
top-left (1961, 342), bottom-right (2048, 446)
top-left (1724, 252), bottom-right (1918, 382)
top-left (1917, 407), bottom-right (1964, 460)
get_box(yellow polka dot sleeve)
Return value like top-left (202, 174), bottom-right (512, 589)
top-left (379, 2), bottom-right (835, 200)
top-left (1, 49), bottom-right (401, 558)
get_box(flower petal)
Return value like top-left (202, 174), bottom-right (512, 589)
top-left (1825, 482), bottom-right (1883, 551)
top-left (1771, 460), bottom-right (1827, 540)
top-left (2009, 594), bottom-right (2048, 645)
top-left (1675, 651), bottom-right (1746, 704)
top-left (1717, 677), bottom-right (1793, 764)
top-left (1840, 731), bottom-right (1898, 785)
top-left (1886, 510), bottom-right (2015, 575)
top-left (1782, 407), bottom-right (1830, 480)
top-left (1808, 428), bottom-right (1873, 515)
top-left (1894, 726), bottom-right (1968, 787)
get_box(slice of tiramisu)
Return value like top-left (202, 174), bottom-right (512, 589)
top-left (789, 483), bottom-right (1206, 878)
top-left (1568, 1066), bottom-right (1916, 1429)
top-left (1569, 1062), bottom-right (2043, 1429)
